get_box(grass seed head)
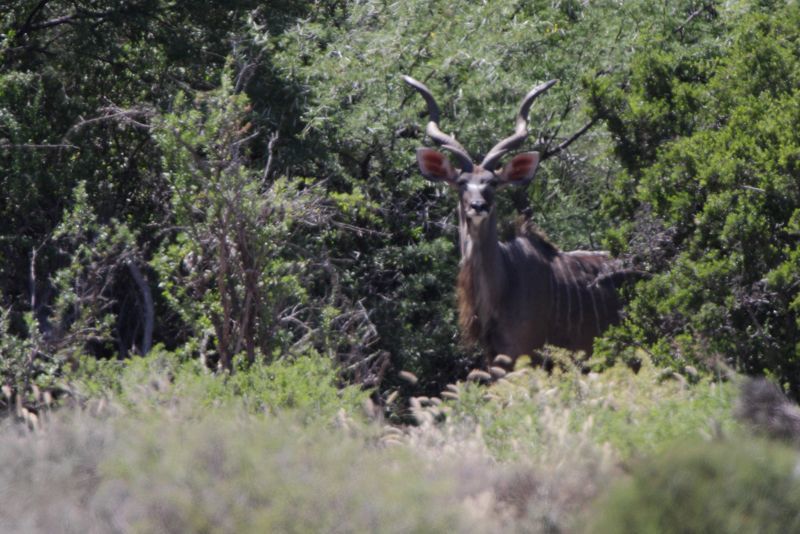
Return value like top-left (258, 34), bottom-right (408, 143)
top-left (467, 370), bottom-right (492, 382)
top-left (493, 354), bottom-right (513, 367)
top-left (489, 366), bottom-right (507, 378)
top-left (399, 370), bottom-right (419, 385)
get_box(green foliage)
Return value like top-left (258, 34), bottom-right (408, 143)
top-left (50, 181), bottom-right (140, 359)
top-left (111, 347), bottom-right (369, 421)
top-left (1, 180), bottom-right (141, 405)
top-left (151, 78), bottom-right (325, 369)
top-left (0, 308), bottom-right (59, 404)
top-left (0, 0), bottom-right (333, 372)
top-left (102, 415), bottom-right (457, 533)
top-left (8, 0), bottom-right (777, 398)
top-left (589, 438), bottom-right (800, 534)
top-left (0, 350), bottom-right (742, 534)
top-left (445, 353), bottom-right (737, 462)
top-left (591, 2), bottom-right (800, 396)
top-left (0, 407), bottom-right (462, 533)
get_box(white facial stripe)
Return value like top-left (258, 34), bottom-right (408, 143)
top-left (467, 183), bottom-right (483, 194)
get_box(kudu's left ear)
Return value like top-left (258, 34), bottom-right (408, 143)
top-left (497, 152), bottom-right (540, 187)
top-left (416, 147), bottom-right (459, 185)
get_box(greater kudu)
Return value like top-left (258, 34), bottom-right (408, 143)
top-left (404, 75), bottom-right (633, 367)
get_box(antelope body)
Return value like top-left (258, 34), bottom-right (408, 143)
top-left (404, 75), bottom-right (631, 365)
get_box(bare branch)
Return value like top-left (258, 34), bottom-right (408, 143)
top-left (125, 260), bottom-right (154, 356)
top-left (262, 132), bottom-right (279, 181)
top-left (64, 103), bottom-right (155, 140)
top-left (28, 13), bottom-right (77, 31)
top-left (0, 141), bottom-right (78, 151)
top-left (542, 119), bottom-right (597, 160)
top-left (741, 185), bottom-right (766, 194)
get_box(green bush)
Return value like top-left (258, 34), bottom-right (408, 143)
top-left (589, 438), bottom-right (800, 534)
top-left (0, 408), bottom-right (462, 533)
top-left (151, 79), bottom-right (328, 369)
top-left (590, 2), bottom-right (800, 396)
top-left (444, 352), bottom-right (736, 462)
top-left (67, 346), bottom-right (369, 422)
top-left (0, 180), bottom-right (140, 407)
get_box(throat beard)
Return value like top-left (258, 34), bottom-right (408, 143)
top-left (468, 213), bottom-right (489, 226)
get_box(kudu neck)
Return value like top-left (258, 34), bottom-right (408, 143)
top-left (458, 205), bottom-right (504, 287)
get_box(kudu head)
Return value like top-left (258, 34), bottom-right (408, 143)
top-left (403, 75), bottom-right (556, 231)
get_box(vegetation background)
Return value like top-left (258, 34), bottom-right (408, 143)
top-left (1, 0), bottom-right (799, 531)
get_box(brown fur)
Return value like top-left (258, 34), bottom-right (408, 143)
top-left (457, 261), bottom-right (481, 346)
top-left (456, 226), bottom-right (630, 360)
top-left (515, 221), bottom-right (559, 257)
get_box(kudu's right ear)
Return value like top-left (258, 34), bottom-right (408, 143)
top-left (497, 152), bottom-right (540, 187)
top-left (416, 148), bottom-right (459, 185)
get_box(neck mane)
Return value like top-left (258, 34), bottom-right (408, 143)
top-left (456, 206), bottom-right (505, 346)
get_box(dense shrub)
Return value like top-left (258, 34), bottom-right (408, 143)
top-left (589, 438), bottom-right (800, 533)
top-left (446, 353), bottom-right (736, 462)
top-left (590, 2), bottom-right (800, 397)
top-left (0, 408), bottom-right (462, 533)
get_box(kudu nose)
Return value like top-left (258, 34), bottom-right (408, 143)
top-left (470, 201), bottom-right (489, 213)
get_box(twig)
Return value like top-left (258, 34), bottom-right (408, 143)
top-left (542, 119), bottom-right (596, 160)
top-left (17, 0), bottom-right (50, 38)
top-left (29, 247), bottom-right (38, 314)
top-left (741, 185), bottom-right (766, 194)
top-left (674, 3), bottom-right (716, 37)
top-left (125, 260), bottom-right (154, 355)
top-left (262, 131), bottom-right (279, 181)
top-left (0, 141), bottom-right (78, 150)
top-left (64, 103), bottom-right (155, 139)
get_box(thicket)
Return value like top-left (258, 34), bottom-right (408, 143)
top-left (0, 0), bottom-right (662, 400)
top-left (2, 0), bottom-right (799, 406)
top-left (589, 1), bottom-right (800, 397)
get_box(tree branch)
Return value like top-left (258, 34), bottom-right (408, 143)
top-left (65, 103), bottom-right (155, 138)
top-left (674, 3), bottom-right (717, 37)
top-left (0, 141), bottom-right (78, 150)
top-left (125, 260), bottom-right (154, 355)
top-left (262, 131), bottom-right (279, 181)
top-left (542, 119), bottom-right (597, 160)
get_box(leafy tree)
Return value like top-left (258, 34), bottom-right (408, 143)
top-left (1, 0), bottom-right (261, 345)
top-left (151, 75), bottom-right (339, 370)
top-left (590, 1), bottom-right (800, 396)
